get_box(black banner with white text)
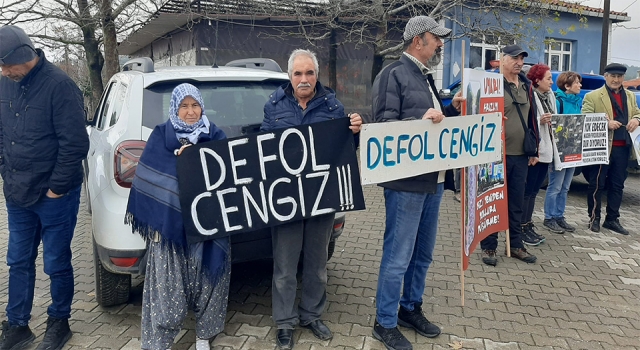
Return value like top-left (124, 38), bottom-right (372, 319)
top-left (177, 118), bottom-right (365, 242)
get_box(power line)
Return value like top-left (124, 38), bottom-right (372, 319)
top-left (611, 56), bottom-right (640, 63)
top-left (622, 0), bottom-right (638, 12)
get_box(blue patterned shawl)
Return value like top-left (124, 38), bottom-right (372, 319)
top-left (125, 85), bottom-right (228, 281)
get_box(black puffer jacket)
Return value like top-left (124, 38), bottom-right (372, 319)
top-left (0, 49), bottom-right (89, 207)
top-left (370, 54), bottom-right (459, 193)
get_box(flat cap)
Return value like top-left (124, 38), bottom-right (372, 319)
top-left (0, 25), bottom-right (36, 65)
top-left (403, 16), bottom-right (451, 41)
top-left (502, 45), bottom-right (528, 58)
top-left (604, 63), bottom-right (627, 75)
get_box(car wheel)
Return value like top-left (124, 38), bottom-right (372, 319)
top-left (93, 239), bottom-right (131, 307)
top-left (327, 239), bottom-right (336, 261)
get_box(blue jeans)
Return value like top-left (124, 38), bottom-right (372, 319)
top-left (544, 167), bottom-right (575, 219)
top-left (5, 186), bottom-right (81, 326)
top-left (376, 185), bottom-right (443, 328)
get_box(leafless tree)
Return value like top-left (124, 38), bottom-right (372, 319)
top-left (0, 0), bottom-right (163, 109)
top-left (185, 0), bottom-right (587, 84)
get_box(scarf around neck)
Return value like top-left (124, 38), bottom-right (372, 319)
top-left (125, 113), bottom-right (228, 282)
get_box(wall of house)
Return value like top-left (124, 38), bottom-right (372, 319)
top-left (443, 7), bottom-right (607, 88)
top-left (129, 9), bottom-right (611, 113)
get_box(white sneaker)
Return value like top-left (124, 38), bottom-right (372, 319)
top-left (196, 338), bottom-right (210, 350)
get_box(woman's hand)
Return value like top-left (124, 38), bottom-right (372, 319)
top-left (528, 157), bottom-right (539, 166)
top-left (540, 113), bottom-right (552, 125)
top-left (175, 144), bottom-right (192, 156)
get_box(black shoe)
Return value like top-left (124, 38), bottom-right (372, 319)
top-left (509, 248), bottom-right (537, 263)
top-left (543, 219), bottom-right (565, 234)
top-left (397, 304), bottom-right (441, 338)
top-left (276, 329), bottom-right (294, 350)
top-left (372, 320), bottom-right (412, 350)
top-left (526, 222), bottom-right (546, 243)
top-left (35, 318), bottom-right (71, 350)
top-left (555, 217), bottom-right (575, 232)
top-left (603, 219), bottom-right (629, 235)
top-left (589, 219), bottom-right (600, 233)
top-left (301, 320), bottom-right (332, 341)
top-left (521, 225), bottom-right (541, 246)
top-left (0, 321), bottom-right (35, 350)
top-left (481, 249), bottom-right (497, 266)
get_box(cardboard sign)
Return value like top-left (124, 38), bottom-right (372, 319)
top-left (359, 113), bottom-right (503, 185)
top-left (177, 118), bottom-right (365, 242)
top-left (460, 68), bottom-right (509, 271)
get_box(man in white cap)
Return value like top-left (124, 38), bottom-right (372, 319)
top-left (0, 25), bottom-right (88, 350)
top-left (369, 15), bottom-right (462, 350)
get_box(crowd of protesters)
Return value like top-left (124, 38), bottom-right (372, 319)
top-left (2, 14), bottom-right (640, 350)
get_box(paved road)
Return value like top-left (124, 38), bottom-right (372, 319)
top-left (1, 173), bottom-right (639, 350)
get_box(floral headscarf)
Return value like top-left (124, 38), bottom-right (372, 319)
top-left (169, 83), bottom-right (210, 144)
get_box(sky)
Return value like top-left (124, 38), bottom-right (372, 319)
top-left (573, 0), bottom-right (640, 67)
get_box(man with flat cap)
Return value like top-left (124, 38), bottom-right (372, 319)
top-left (369, 15), bottom-right (463, 350)
top-left (0, 25), bottom-right (88, 350)
top-left (479, 44), bottom-right (539, 267)
top-left (582, 63), bottom-right (640, 234)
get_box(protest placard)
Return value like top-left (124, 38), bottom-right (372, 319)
top-left (460, 68), bottom-right (509, 271)
top-left (551, 113), bottom-right (609, 169)
top-left (359, 113), bottom-right (503, 185)
top-left (176, 118), bottom-right (365, 243)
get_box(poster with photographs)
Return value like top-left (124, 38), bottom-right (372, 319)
top-left (551, 113), bottom-right (609, 170)
top-left (460, 69), bottom-right (510, 271)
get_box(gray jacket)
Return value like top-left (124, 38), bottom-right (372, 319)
top-left (369, 54), bottom-right (459, 193)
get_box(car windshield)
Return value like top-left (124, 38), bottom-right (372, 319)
top-left (143, 80), bottom-right (286, 137)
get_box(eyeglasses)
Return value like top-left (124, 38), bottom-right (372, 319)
top-left (0, 44), bottom-right (32, 65)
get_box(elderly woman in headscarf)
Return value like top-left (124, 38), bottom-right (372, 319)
top-left (125, 83), bottom-right (230, 350)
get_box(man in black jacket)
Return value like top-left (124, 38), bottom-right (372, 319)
top-left (369, 16), bottom-right (462, 350)
top-left (0, 25), bottom-right (89, 350)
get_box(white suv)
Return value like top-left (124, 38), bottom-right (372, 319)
top-left (84, 58), bottom-right (346, 306)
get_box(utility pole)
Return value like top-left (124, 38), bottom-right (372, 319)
top-left (599, 0), bottom-right (610, 74)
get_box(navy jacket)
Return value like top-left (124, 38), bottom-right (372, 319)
top-left (261, 81), bottom-right (346, 131)
top-left (370, 54), bottom-right (459, 193)
top-left (0, 49), bottom-right (89, 207)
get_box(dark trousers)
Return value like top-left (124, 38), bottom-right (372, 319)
top-left (586, 146), bottom-right (630, 222)
top-left (521, 162), bottom-right (550, 224)
top-left (271, 214), bottom-right (334, 329)
top-left (481, 155), bottom-right (528, 250)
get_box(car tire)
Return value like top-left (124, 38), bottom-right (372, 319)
top-left (327, 239), bottom-right (336, 261)
top-left (93, 240), bottom-right (131, 307)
